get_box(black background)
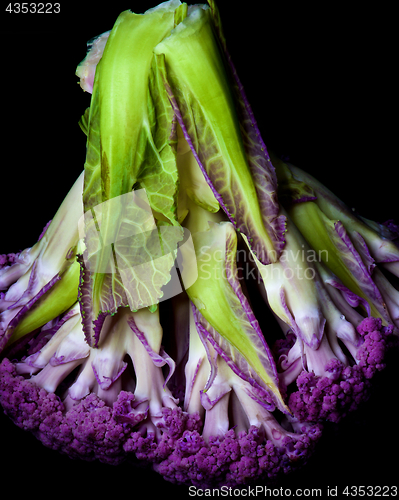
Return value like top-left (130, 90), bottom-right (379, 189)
top-left (0, 1), bottom-right (397, 497)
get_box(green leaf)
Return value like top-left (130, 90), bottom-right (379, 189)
top-left (136, 55), bottom-right (180, 225)
top-left (154, 6), bottom-right (286, 264)
top-left (78, 107), bottom-right (90, 136)
top-left (80, 3), bottom-right (183, 339)
top-left (8, 258), bottom-right (81, 346)
top-left (288, 201), bottom-right (391, 323)
top-left (79, 189), bottom-right (183, 345)
top-left (186, 220), bottom-right (288, 413)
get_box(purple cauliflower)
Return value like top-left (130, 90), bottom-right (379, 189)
top-left (1, 0), bottom-right (398, 491)
top-left (276, 315), bottom-right (397, 423)
top-left (0, 300), bottom-right (321, 488)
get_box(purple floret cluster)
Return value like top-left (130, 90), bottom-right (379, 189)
top-left (0, 253), bottom-right (22, 268)
top-left (0, 359), bottom-right (126, 464)
top-left (155, 425), bottom-right (321, 487)
top-left (0, 357), bottom-right (320, 487)
top-left (0, 253), bottom-right (20, 277)
top-left (287, 318), bottom-right (397, 423)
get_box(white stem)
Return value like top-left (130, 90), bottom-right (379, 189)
top-left (184, 306), bottom-right (209, 415)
